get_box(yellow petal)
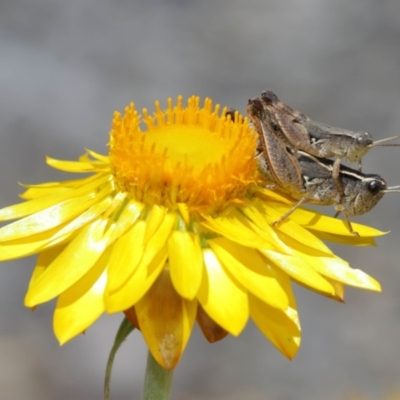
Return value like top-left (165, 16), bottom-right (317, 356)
top-left (201, 209), bottom-right (274, 249)
top-left (312, 231), bottom-right (377, 246)
top-left (28, 244), bottom-right (69, 288)
top-left (20, 182), bottom-right (73, 200)
top-left (25, 218), bottom-right (111, 306)
top-left (51, 196), bottom-right (113, 241)
top-left (243, 202), bottom-right (333, 256)
top-left (0, 196), bottom-right (113, 262)
top-left (208, 237), bottom-right (289, 310)
top-left (0, 192), bottom-right (73, 221)
top-left (138, 212), bottom-right (176, 271)
top-left (135, 269), bottom-right (197, 370)
top-left (329, 279), bottom-right (345, 301)
top-left (0, 235), bottom-right (68, 262)
top-left (107, 220), bottom-right (146, 292)
top-left (296, 277), bottom-right (345, 302)
top-left (168, 231), bottom-right (203, 300)
top-left (276, 204), bottom-right (386, 237)
top-left (76, 154), bottom-right (108, 171)
top-left (144, 205), bottom-right (167, 243)
top-left (54, 250), bottom-right (109, 344)
top-left (275, 232), bottom-right (380, 291)
top-left (85, 150), bottom-right (109, 163)
top-left (197, 249), bottom-right (248, 336)
top-left (177, 203), bottom-right (190, 225)
top-left (19, 173), bottom-right (107, 199)
top-left (260, 249), bottom-right (334, 295)
top-left (0, 174), bottom-right (110, 222)
top-left (0, 183), bottom-right (111, 241)
top-left (307, 257), bottom-right (381, 292)
top-left (106, 213), bottom-right (176, 310)
top-left (249, 293), bottom-right (300, 359)
top-left (108, 200), bottom-right (144, 243)
top-left (46, 156), bottom-right (98, 172)
top-left (105, 244), bottom-right (168, 312)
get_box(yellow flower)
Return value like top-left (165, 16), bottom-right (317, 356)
top-left (0, 96), bottom-right (383, 370)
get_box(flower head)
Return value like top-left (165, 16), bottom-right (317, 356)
top-left (0, 96), bottom-right (383, 370)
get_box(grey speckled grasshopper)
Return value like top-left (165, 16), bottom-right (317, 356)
top-left (260, 90), bottom-right (400, 204)
top-left (261, 89), bottom-right (400, 167)
top-left (246, 98), bottom-right (400, 235)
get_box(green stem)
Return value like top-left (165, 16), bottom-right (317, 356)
top-left (142, 351), bottom-right (174, 400)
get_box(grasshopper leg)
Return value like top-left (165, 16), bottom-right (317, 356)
top-left (342, 208), bottom-right (360, 236)
top-left (332, 158), bottom-right (346, 209)
top-left (333, 210), bottom-right (341, 218)
top-left (272, 196), bottom-right (311, 227)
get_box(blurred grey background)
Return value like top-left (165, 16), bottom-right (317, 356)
top-left (1, 1), bottom-right (400, 399)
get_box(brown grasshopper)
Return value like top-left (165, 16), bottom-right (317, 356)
top-left (260, 89), bottom-right (400, 167)
top-left (259, 90), bottom-right (400, 207)
top-left (246, 98), bottom-right (400, 234)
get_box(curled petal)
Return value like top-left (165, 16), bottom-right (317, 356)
top-left (135, 269), bottom-right (197, 370)
top-left (124, 307), bottom-right (140, 330)
top-left (196, 304), bottom-right (228, 343)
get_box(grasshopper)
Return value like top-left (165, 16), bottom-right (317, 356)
top-left (246, 98), bottom-right (400, 234)
top-left (260, 89), bottom-right (400, 167)
top-left (259, 90), bottom-right (400, 206)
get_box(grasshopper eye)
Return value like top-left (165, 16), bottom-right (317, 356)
top-left (355, 132), bottom-right (373, 147)
top-left (356, 135), bottom-right (373, 146)
top-left (368, 180), bottom-right (383, 194)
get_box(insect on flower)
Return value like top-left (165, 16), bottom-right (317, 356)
top-left (0, 95), bottom-right (384, 370)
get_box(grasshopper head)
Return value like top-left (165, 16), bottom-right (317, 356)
top-left (346, 131), bottom-right (373, 163)
top-left (246, 98), bottom-right (264, 118)
top-left (348, 175), bottom-right (386, 216)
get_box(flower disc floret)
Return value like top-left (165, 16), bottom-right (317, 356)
top-left (109, 96), bottom-right (258, 210)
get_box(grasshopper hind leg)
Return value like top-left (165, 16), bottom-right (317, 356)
top-left (272, 196), bottom-right (311, 227)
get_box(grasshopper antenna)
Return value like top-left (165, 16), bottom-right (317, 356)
top-left (369, 135), bottom-right (400, 147)
top-left (382, 185), bottom-right (400, 193)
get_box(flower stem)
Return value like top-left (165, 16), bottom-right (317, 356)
top-left (142, 351), bottom-right (174, 400)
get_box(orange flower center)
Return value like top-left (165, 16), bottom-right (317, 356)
top-left (109, 96), bottom-right (258, 211)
